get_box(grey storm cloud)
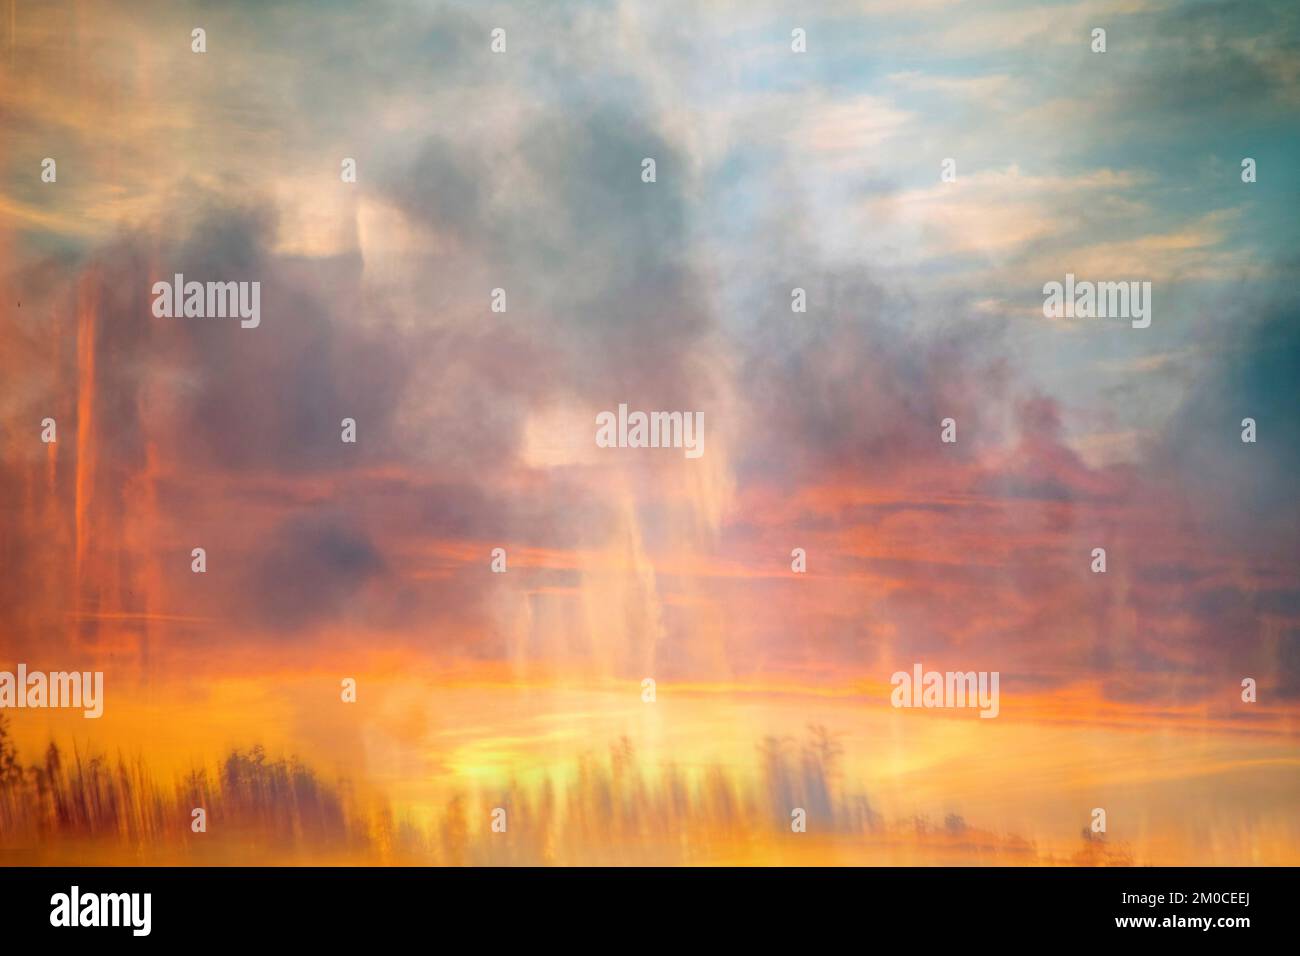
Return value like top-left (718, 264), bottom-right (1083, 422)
top-left (1156, 292), bottom-right (1300, 551)
top-left (374, 104), bottom-right (713, 405)
top-left (237, 515), bottom-right (386, 634)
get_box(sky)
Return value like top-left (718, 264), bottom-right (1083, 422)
top-left (0, 0), bottom-right (1297, 864)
